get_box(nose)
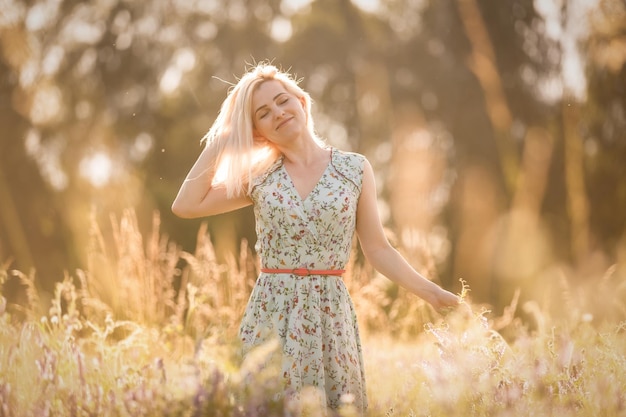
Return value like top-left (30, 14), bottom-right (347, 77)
top-left (274, 108), bottom-right (285, 119)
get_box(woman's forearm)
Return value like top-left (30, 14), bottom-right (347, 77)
top-left (364, 244), bottom-right (441, 300)
top-left (171, 145), bottom-right (217, 217)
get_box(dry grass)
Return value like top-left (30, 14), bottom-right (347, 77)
top-left (1, 209), bottom-right (625, 416)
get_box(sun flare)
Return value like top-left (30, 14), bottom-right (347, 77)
top-left (79, 151), bottom-right (113, 187)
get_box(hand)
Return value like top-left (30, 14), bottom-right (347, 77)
top-left (424, 286), bottom-right (462, 314)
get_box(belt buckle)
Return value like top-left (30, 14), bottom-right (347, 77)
top-left (292, 268), bottom-right (310, 276)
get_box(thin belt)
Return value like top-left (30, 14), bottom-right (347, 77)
top-left (260, 268), bottom-right (345, 277)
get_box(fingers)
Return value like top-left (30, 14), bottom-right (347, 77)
top-left (438, 298), bottom-right (474, 318)
top-left (435, 291), bottom-right (466, 315)
top-left (438, 305), bottom-right (456, 315)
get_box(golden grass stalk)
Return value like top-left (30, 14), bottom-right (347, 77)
top-left (0, 208), bottom-right (625, 416)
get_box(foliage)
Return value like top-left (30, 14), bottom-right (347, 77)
top-left (1, 213), bottom-right (625, 416)
top-left (1, 0), bottom-right (626, 413)
top-left (1, 0), bottom-right (625, 313)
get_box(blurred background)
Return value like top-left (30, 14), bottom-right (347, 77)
top-left (1, 0), bottom-right (625, 316)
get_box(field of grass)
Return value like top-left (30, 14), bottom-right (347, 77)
top-left (1, 210), bottom-right (625, 416)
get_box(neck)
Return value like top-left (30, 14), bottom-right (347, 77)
top-left (279, 135), bottom-right (328, 167)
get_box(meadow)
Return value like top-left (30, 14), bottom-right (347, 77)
top-left (1, 210), bottom-right (625, 416)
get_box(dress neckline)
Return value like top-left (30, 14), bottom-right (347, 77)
top-left (280, 147), bottom-right (334, 202)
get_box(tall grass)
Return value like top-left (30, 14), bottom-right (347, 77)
top-left (1, 209), bottom-right (625, 416)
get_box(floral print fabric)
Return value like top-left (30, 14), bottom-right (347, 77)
top-left (239, 148), bottom-right (367, 411)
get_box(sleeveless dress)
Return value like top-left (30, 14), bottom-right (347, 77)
top-left (239, 147), bottom-right (368, 411)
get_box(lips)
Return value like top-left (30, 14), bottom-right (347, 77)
top-left (276, 116), bottom-right (294, 130)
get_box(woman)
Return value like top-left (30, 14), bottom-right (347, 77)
top-left (172, 62), bottom-right (460, 412)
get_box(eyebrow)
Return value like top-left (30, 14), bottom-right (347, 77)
top-left (254, 92), bottom-right (286, 116)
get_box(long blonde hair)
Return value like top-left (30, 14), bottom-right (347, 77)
top-left (202, 62), bottom-right (318, 198)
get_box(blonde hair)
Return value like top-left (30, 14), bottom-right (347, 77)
top-left (202, 62), bottom-right (319, 198)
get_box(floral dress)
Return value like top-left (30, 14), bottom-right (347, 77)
top-left (239, 147), bottom-right (367, 411)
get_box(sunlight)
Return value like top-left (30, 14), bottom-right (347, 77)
top-left (159, 66), bottom-right (182, 94)
top-left (30, 84), bottom-right (63, 125)
top-left (25, 2), bottom-right (59, 31)
top-left (24, 129), bottom-right (68, 191)
top-left (60, 14), bottom-right (105, 45)
top-left (174, 48), bottom-right (196, 72)
top-left (212, 153), bottom-right (231, 185)
top-left (533, 0), bottom-right (599, 101)
top-left (281, 0), bottom-right (313, 16)
top-left (159, 48), bottom-right (196, 95)
top-left (351, 0), bottom-right (381, 13)
top-left (129, 132), bottom-right (154, 162)
top-left (79, 151), bottom-right (113, 188)
top-left (270, 16), bottom-right (292, 42)
top-left (42, 45), bottom-right (65, 76)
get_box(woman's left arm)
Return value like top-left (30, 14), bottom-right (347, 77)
top-left (355, 158), bottom-right (460, 311)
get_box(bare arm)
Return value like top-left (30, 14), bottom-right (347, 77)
top-left (355, 159), bottom-right (460, 311)
top-left (171, 145), bottom-right (252, 218)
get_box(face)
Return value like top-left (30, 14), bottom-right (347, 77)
top-left (251, 80), bottom-right (307, 146)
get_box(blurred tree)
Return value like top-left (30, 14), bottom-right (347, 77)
top-left (584, 0), bottom-right (626, 257)
top-left (0, 0), bottom-right (624, 313)
top-left (0, 10), bottom-right (81, 288)
top-left (0, 0), bottom-right (287, 287)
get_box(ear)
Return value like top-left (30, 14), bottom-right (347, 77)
top-left (299, 96), bottom-right (308, 125)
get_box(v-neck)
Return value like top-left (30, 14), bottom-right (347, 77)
top-left (281, 148), bottom-right (333, 202)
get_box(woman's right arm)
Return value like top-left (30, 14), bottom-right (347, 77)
top-left (171, 145), bottom-right (252, 218)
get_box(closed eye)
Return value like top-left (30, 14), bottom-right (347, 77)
top-left (255, 94), bottom-right (290, 120)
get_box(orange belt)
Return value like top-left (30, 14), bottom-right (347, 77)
top-left (260, 268), bottom-right (345, 277)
